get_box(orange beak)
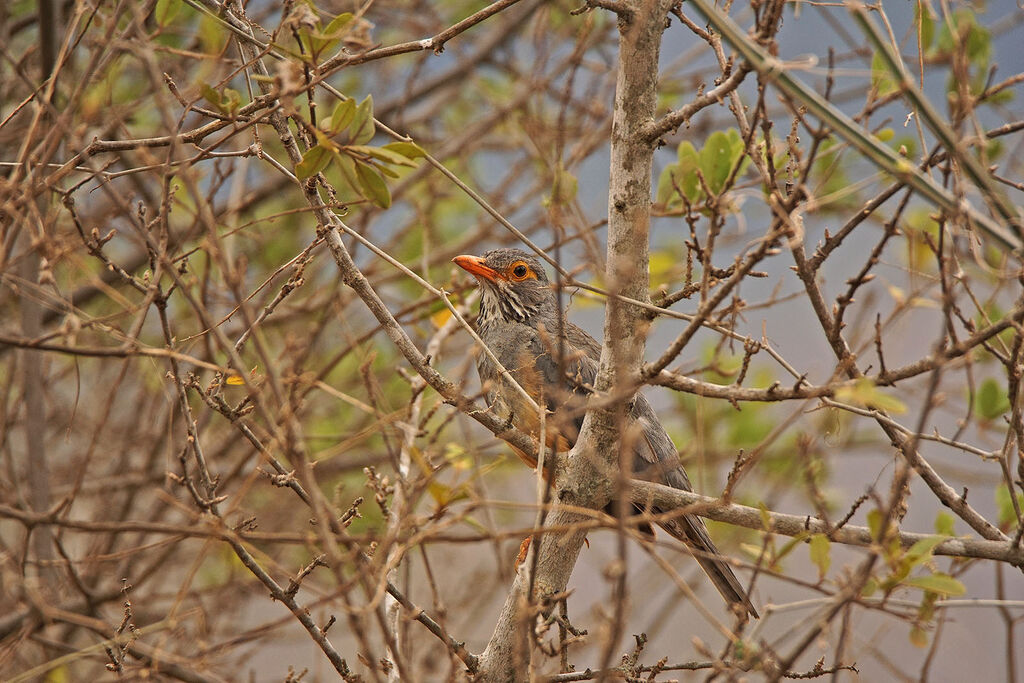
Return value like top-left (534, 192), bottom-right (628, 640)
top-left (453, 254), bottom-right (501, 282)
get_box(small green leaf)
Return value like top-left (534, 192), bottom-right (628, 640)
top-left (904, 535), bottom-right (946, 567)
top-left (334, 151), bottom-right (360, 195)
top-left (296, 144), bottom-right (333, 180)
top-left (974, 377), bottom-right (1009, 420)
top-left (544, 164), bottom-right (578, 207)
top-left (915, 3), bottom-right (935, 51)
top-left (699, 130), bottom-right (735, 195)
top-left (876, 128), bottom-right (895, 142)
top-left (329, 99), bottom-right (356, 134)
top-left (835, 377), bottom-right (907, 414)
top-left (198, 13), bottom-right (229, 54)
top-left (347, 144), bottom-right (418, 167)
top-left (934, 512), bottom-right (955, 537)
top-left (355, 162), bottom-right (391, 208)
top-left (222, 88), bottom-right (242, 114)
top-left (902, 573), bottom-right (966, 596)
top-left (677, 142), bottom-right (701, 201)
top-left (320, 12), bottom-right (354, 38)
top-left (866, 508), bottom-right (883, 539)
top-left (726, 128), bottom-right (750, 177)
top-left (349, 95), bottom-right (375, 145)
top-left (199, 83), bottom-right (222, 110)
top-left (154, 0), bottom-right (181, 25)
top-left (871, 51), bottom-right (899, 97)
top-left (808, 533), bottom-right (831, 580)
top-left (935, 9), bottom-right (991, 68)
top-left (656, 162), bottom-right (682, 209)
top-left (757, 502), bottom-right (772, 531)
top-left (995, 485), bottom-right (1024, 527)
top-left (381, 141), bottom-right (426, 159)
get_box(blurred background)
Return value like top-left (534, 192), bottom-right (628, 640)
top-left (1, 0), bottom-right (1023, 680)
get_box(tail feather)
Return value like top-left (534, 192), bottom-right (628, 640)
top-left (660, 514), bottom-right (759, 619)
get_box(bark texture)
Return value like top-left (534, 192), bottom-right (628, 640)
top-left (474, 2), bottom-right (673, 679)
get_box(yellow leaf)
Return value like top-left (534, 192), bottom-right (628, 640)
top-left (431, 307), bottom-right (452, 329)
top-left (226, 366), bottom-right (259, 386)
top-left (835, 377), bottom-right (907, 414)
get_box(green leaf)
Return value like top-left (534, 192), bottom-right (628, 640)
top-left (319, 12), bottom-right (353, 38)
top-left (222, 88), bottom-right (242, 114)
top-left (544, 164), bottom-right (577, 207)
top-left (699, 130), bottom-right (736, 195)
top-left (726, 128), bottom-right (750, 177)
top-left (200, 83), bottom-right (223, 110)
top-left (808, 534), bottom-right (831, 580)
top-left (381, 141), bottom-right (426, 160)
top-left (296, 144), bottom-right (333, 180)
top-left (329, 99), bottom-right (356, 134)
top-left (154, 0), bottom-right (181, 25)
top-left (935, 9), bottom-right (991, 68)
top-left (355, 162), bottom-right (391, 208)
top-left (866, 508), bottom-right (883, 539)
top-left (915, 2), bottom-right (934, 51)
top-left (934, 512), bottom-right (955, 537)
top-left (974, 377), bottom-right (1009, 420)
top-left (347, 144), bottom-right (418, 168)
top-left (349, 95), bottom-right (375, 145)
top-left (677, 141), bottom-right (701, 201)
top-left (871, 51), bottom-right (899, 97)
top-left (656, 141), bottom-right (702, 211)
top-left (995, 485), bottom-right (1024, 527)
top-left (334, 151), bottom-right (361, 195)
top-left (835, 377), bottom-right (907, 414)
top-left (656, 162), bottom-right (682, 209)
top-left (757, 502), bottom-right (772, 531)
top-left (198, 12), bottom-right (228, 54)
top-left (904, 535), bottom-right (946, 567)
top-left (902, 573), bottom-right (966, 596)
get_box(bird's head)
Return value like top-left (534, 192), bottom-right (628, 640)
top-left (453, 248), bottom-right (554, 325)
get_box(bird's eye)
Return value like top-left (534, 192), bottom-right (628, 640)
top-left (511, 263), bottom-right (529, 280)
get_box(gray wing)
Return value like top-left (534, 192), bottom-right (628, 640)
top-left (561, 322), bottom-right (757, 616)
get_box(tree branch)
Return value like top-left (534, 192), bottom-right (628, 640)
top-left (630, 480), bottom-right (1024, 566)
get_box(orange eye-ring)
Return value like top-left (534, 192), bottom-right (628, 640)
top-left (509, 262), bottom-right (531, 280)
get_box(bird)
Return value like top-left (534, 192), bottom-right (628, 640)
top-left (453, 247), bottom-right (758, 618)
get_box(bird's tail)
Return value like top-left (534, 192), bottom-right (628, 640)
top-left (659, 513), bottom-right (759, 619)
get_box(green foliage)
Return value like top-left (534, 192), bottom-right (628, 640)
top-left (544, 163), bottom-right (578, 208)
top-left (808, 533), bottom-right (831, 580)
top-left (995, 485), bottom-right (1024, 527)
top-left (932, 9), bottom-right (991, 68)
top-left (870, 50), bottom-right (899, 98)
top-left (200, 83), bottom-right (244, 115)
top-left (973, 377), bottom-right (1009, 421)
top-left (934, 511), bottom-right (955, 537)
top-left (154, 0), bottom-right (181, 26)
top-left (900, 207), bottom-right (940, 273)
top-left (915, 2), bottom-right (935, 52)
top-left (861, 511), bottom-right (966, 608)
top-left (926, 8), bottom-right (1001, 104)
top-left (655, 129), bottom-right (747, 213)
top-left (834, 377), bottom-right (907, 414)
top-left (294, 95), bottom-right (424, 208)
top-left (809, 138), bottom-right (850, 201)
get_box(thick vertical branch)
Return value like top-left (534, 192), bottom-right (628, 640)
top-left (475, 2), bottom-right (671, 680)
